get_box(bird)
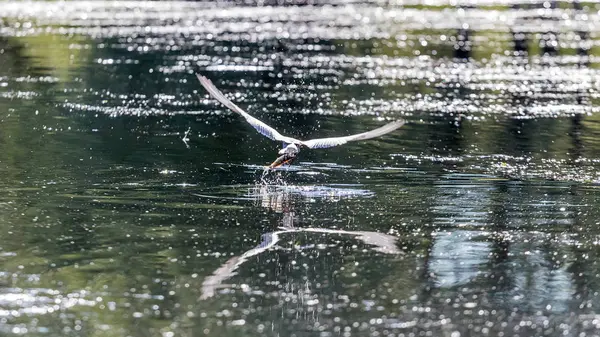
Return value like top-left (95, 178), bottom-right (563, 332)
top-left (196, 74), bottom-right (405, 169)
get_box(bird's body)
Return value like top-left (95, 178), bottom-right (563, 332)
top-left (196, 74), bottom-right (405, 168)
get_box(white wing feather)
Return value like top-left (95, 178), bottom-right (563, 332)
top-left (197, 74), bottom-right (405, 149)
top-left (197, 74), bottom-right (300, 144)
top-left (302, 119), bottom-right (405, 149)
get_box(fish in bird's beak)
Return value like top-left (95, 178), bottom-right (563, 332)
top-left (269, 153), bottom-right (296, 169)
top-left (269, 143), bottom-right (299, 169)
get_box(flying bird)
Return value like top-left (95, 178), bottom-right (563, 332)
top-left (196, 74), bottom-right (405, 169)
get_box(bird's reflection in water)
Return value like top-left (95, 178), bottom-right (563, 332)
top-left (200, 182), bottom-right (400, 300)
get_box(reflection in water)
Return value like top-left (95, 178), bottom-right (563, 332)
top-left (453, 27), bottom-right (471, 60)
top-left (201, 183), bottom-right (399, 300)
top-left (429, 230), bottom-right (490, 288)
top-left (250, 183), bottom-right (374, 213)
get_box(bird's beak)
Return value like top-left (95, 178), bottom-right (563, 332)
top-left (269, 154), bottom-right (295, 169)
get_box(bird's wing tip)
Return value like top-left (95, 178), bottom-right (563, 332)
top-left (391, 119), bottom-right (407, 128)
top-left (384, 119), bottom-right (405, 129)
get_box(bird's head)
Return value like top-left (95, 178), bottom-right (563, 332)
top-left (269, 143), bottom-right (300, 169)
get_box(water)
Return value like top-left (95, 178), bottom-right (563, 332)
top-left (1, 1), bottom-right (600, 336)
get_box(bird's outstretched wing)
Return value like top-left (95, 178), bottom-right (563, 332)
top-left (197, 74), bottom-right (300, 144)
top-left (301, 119), bottom-right (405, 149)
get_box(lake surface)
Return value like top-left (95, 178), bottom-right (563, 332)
top-left (2, 1), bottom-right (600, 336)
